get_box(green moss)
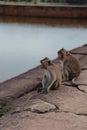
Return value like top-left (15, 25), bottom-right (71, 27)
top-left (0, 106), bottom-right (8, 117)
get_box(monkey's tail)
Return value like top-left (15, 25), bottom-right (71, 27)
top-left (72, 78), bottom-right (87, 86)
top-left (81, 68), bottom-right (87, 71)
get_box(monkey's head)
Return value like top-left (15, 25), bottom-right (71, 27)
top-left (57, 48), bottom-right (70, 60)
top-left (40, 57), bottom-right (52, 69)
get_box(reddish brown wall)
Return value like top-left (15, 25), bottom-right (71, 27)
top-left (0, 4), bottom-right (87, 18)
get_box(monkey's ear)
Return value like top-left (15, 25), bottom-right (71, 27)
top-left (45, 57), bottom-right (48, 59)
top-left (62, 48), bottom-right (64, 50)
top-left (58, 49), bottom-right (62, 54)
top-left (45, 57), bottom-right (50, 61)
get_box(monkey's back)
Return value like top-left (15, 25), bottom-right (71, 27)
top-left (64, 54), bottom-right (81, 79)
top-left (50, 63), bottom-right (62, 81)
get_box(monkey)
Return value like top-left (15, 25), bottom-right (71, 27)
top-left (39, 57), bottom-right (62, 93)
top-left (57, 48), bottom-right (84, 86)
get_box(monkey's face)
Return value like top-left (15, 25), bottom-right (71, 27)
top-left (58, 48), bottom-right (69, 60)
top-left (40, 61), bottom-right (47, 69)
top-left (40, 57), bottom-right (51, 69)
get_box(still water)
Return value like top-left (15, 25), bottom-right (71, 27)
top-left (0, 17), bottom-right (87, 82)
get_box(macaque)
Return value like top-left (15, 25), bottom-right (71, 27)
top-left (57, 48), bottom-right (81, 82)
top-left (39, 57), bottom-right (62, 93)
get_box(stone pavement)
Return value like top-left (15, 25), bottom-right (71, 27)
top-left (0, 44), bottom-right (87, 130)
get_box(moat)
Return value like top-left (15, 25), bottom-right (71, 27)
top-left (0, 16), bottom-right (87, 82)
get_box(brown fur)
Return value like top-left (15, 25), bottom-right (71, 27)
top-left (40, 57), bottom-right (62, 93)
top-left (58, 48), bottom-right (81, 81)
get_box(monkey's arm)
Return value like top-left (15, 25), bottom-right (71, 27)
top-left (42, 75), bottom-right (48, 89)
top-left (42, 69), bottom-right (51, 90)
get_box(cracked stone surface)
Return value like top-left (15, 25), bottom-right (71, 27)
top-left (10, 99), bottom-right (56, 114)
top-left (24, 99), bottom-right (56, 113)
top-left (0, 45), bottom-right (87, 130)
top-left (78, 85), bottom-right (87, 93)
top-left (73, 70), bottom-right (87, 85)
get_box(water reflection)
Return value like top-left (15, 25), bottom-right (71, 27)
top-left (1, 16), bottom-right (87, 27)
top-left (0, 16), bottom-right (87, 82)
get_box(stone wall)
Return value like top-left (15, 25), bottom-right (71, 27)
top-left (0, 4), bottom-right (87, 18)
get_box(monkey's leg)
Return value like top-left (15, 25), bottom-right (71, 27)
top-left (41, 70), bottom-right (56, 93)
top-left (63, 68), bottom-right (69, 81)
top-left (38, 75), bottom-right (47, 93)
top-left (55, 80), bottom-right (61, 89)
top-left (41, 75), bottom-right (48, 94)
top-left (41, 76), bottom-right (53, 94)
top-left (51, 81), bottom-right (58, 90)
top-left (46, 72), bottom-right (56, 93)
top-left (42, 75), bottom-right (48, 89)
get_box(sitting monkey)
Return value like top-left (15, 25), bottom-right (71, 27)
top-left (39, 57), bottom-right (62, 93)
top-left (57, 48), bottom-right (81, 83)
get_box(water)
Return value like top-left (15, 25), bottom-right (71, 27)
top-left (0, 16), bottom-right (87, 83)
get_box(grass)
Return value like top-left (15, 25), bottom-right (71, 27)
top-left (0, 1), bottom-right (67, 6)
top-left (0, 1), bottom-right (35, 5)
top-left (0, 106), bottom-right (8, 117)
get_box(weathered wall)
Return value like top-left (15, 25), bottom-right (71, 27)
top-left (0, 4), bottom-right (87, 18)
